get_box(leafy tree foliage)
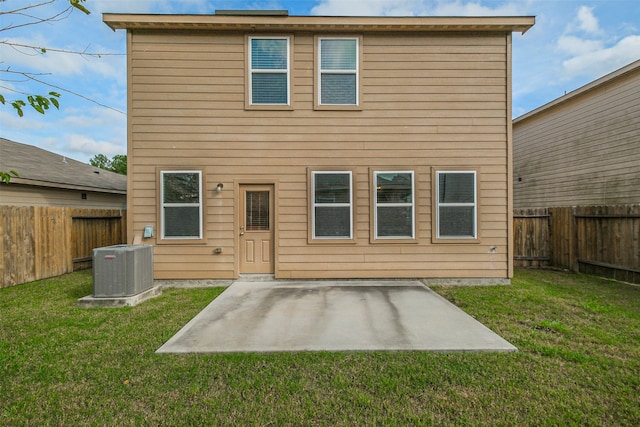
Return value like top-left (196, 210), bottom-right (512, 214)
top-left (90, 154), bottom-right (127, 175)
top-left (1, 170), bottom-right (19, 184)
top-left (110, 154), bottom-right (127, 175)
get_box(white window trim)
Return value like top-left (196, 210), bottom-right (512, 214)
top-left (160, 170), bottom-right (203, 240)
top-left (435, 170), bottom-right (477, 239)
top-left (374, 171), bottom-right (415, 239)
top-left (318, 37), bottom-right (359, 106)
top-left (248, 36), bottom-right (290, 106)
top-left (311, 171), bottom-right (353, 239)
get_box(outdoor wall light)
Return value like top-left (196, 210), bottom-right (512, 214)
top-left (215, 183), bottom-right (224, 192)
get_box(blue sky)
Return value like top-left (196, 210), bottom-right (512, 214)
top-left (1, 0), bottom-right (639, 163)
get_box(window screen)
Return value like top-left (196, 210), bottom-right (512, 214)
top-left (312, 172), bottom-right (352, 239)
top-left (161, 171), bottom-right (202, 239)
top-left (250, 37), bottom-right (289, 105)
top-left (319, 38), bottom-right (358, 105)
top-left (375, 171), bottom-right (414, 238)
top-left (436, 171), bottom-right (477, 238)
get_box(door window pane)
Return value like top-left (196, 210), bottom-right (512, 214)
top-left (246, 191), bottom-right (270, 231)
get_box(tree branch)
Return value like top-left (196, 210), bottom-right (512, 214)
top-left (0, 0), bottom-right (56, 16)
top-left (25, 74), bottom-right (125, 115)
top-left (1, 41), bottom-right (125, 58)
top-left (0, 5), bottom-right (74, 33)
top-left (2, 68), bottom-right (125, 115)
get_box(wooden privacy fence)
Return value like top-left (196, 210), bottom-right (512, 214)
top-left (514, 205), bottom-right (640, 283)
top-left (1, 206), bottom-right (126, 288)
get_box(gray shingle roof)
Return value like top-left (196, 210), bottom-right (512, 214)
top-left (0, 138), bottom-right (126, 193)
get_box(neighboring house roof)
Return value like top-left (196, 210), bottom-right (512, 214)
top-left (514, 58), bottom-right (640, 124)
top-left (0, 138), bottom-right (126, 194)
top-left (104, 13), bottom-right (534, 34)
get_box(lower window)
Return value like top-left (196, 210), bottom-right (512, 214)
top-left (312, 171), bottom-right (352, 239)
top-left (436, 171), bottom-right (477, 239)
top-left (160, 170), bottom-right (202, 239)
top-left (374, 171), bottom-right (415, 239)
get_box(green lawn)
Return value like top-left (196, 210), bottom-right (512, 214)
top-left (1, 269), bottom-right (638, 426)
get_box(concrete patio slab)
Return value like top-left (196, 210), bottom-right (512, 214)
top-left (156, 280), bottom-right (516, 353)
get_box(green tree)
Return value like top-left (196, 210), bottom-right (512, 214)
top-left (110, 154), bottom-right (127, 175)
top-left (1, 170), bottom-right (19, 184)
top-left (90, 154), bottom-right (127, 175)
top-left (89, 154), bottom-right (110, 170)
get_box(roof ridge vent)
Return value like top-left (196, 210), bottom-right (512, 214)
top-left (215, 10), bottom-right (288, 16)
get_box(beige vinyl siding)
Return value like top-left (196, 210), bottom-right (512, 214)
top-left (513, 63), bottom-right (640, 208)
top-left (0, 184), bottom-right (126, 209)
top-left (128, 29), bottom-right (511, 280)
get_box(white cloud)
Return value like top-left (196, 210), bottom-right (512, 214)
top-left (576, 6), bottom-right (601, 34)
top-left (60, 107), bottom-right (126, 129)
top-left (557, 35), bottom-right (603, 56)
top-left (0, 109), bottom-right (48, 131)
top-left (66, 134), bottom-right (126, 158)
top-left (91, 0), bottom-right (160, 14)
top-left (0, 37), bottom-right (121, 79)
top-left (311, 0), bottom-right (421, 16)
top-left (562, 35), bottom-right (640, 79)
top-left (430, 0), bottom-right (524, 16)
top-left (555, 5), bottom-right (640, 81)
top-left (311, 0), bottom-right (527, 16)
top-left (92, 0), bottom-right (211, 14)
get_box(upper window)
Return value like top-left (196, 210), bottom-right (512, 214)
top-left (318, 38), bottom-right (359, 106)
top-left (374, 171), bottom-right (414, 239)
top-left (160, 171), bottom-right (202, 240)
top-left (249, 37), bottom-right (290, 105)
top-left (312, 171), bottom-right (353, 239)
top-left (436, 171), bottom-right (477, 239)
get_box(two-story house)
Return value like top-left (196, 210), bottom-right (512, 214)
top-left (513, 59), bottom-right (640, 209)
top-left (104, 11), bottom-right (534, 282)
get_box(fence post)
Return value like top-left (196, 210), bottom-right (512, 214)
top-left (571, 206), bottom-right (579, 273)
